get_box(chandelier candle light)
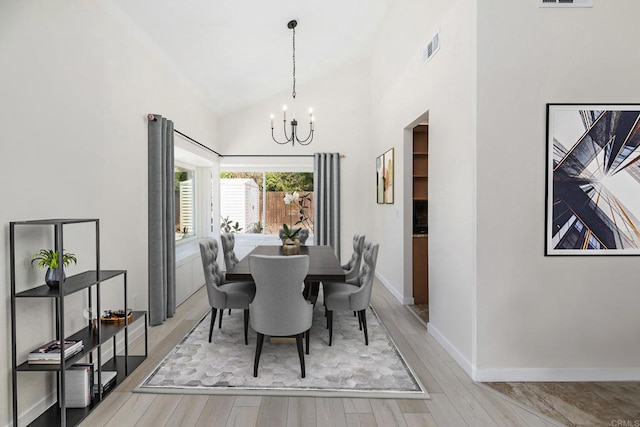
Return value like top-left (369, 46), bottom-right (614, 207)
top-left (271, 19), bottom-right (315, 146)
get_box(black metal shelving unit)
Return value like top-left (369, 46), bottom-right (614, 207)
top-left (10, 219), bottom-right (148, 427)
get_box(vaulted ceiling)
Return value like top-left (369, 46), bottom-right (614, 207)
top-left (108, 0), bottom-right (394, 114)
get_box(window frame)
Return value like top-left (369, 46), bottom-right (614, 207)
top-left (174, 161), bottom-right (197, 244)
top-left (218, 167), bottom-right (315, 236)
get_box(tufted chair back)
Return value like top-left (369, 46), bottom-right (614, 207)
top-left (341, 234), bottom-right (365, 283)
top-left (248, 254), bottom-right (312, 337)
top-left (349, 241), bottom-right (379, 311)
top-left (220, 232), bottom-right (240, 271)
top-left (199, 239), bottom-right (226, 308)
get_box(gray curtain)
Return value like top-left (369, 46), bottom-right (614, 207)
top-left (313, 153), bottom-right (341, 259)
top-left (148, 114), bottom-right (176, 326)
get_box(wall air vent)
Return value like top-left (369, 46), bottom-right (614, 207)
top-left (422, 30), bottom-right (440, 64)
top-left (538, 0), bottom-right (593, 7)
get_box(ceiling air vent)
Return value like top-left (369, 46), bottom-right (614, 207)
top-left (538, 0), bottom-right (593, 7)
top-left (422, 31), bottom-right (440, 64)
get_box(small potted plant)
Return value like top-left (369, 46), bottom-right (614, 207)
top-left (31, 249), bottom-right (77, 288)
top-left (281, 224), bottom-right (301, 255)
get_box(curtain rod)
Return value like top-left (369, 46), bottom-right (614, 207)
top-left (174, 129), bottom-right (223, 157)
top-left (147, 114), bottom-right (223, 157)
top-left (223, 154), bottom-right (345, 158)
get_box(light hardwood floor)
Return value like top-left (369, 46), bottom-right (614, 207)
top-left (80, 280), bottom-right (560, 427)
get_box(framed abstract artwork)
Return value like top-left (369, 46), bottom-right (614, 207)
top-left (383, 148), bottom-right (394, 204)
top-left (376, 154), bottom-right (384, 204)
top-left (545, 104), bottom-right (640, 255)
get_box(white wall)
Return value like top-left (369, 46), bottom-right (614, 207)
top-left (370, 0), bottom-right (478, 370)
top-left (216, 59), bottom-right (374, 260)
top-left (0, 1), bottom-right (217, 424)
top-left (475, 0), bottom-right (640, 380)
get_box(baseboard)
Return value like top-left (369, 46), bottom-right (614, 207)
top-left (375, 272), bottom-right (414, 305)
top-left (427, 322), bottom-right (474, 378)
top-left (6, 391), bottom-right (57, 427)
top-left (474, 367), bottom-right (640, 382)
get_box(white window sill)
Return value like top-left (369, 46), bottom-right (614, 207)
top-left (176, 239), bottom-right (201, 264)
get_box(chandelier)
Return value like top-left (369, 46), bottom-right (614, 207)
top-left (270, 20), bottom-right (314, 146)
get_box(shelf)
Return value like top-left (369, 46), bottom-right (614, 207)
top-left (414, 179), bottom-right (428, 199)
top-left (413, 151), bottom-right (428, 155)
top-left (11, 219), bottom-right (99, 226)
top-left (16, 312), bottom-right (146, 372)
top-left (413, 156), bottom-right (428, 176)
top-left (11, 218), bottom-right (147, 427)
top-left (26, 356), bottom-right (146, 427)
top-left (15, 270), bottom-right (126, 298)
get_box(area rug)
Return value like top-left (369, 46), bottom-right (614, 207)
top-left (136, 302), bottom-right (427, 399)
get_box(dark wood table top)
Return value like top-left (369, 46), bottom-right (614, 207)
top-left (225, 245), bottom-right (345, 282)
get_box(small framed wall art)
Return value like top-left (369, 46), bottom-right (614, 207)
top-left (383, 148), bottom-right (394, 204)
top-left (376, 148), bottom-right (395, 204)
top-left (376, 154), bottom-right (385, 204)
top-left (545, 103), bottom-right (640, 255)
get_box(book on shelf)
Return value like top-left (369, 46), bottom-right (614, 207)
top-left (63, 364), bottom-right (94, 408)
top-left (28, 339), bottom-right (83, 363)
top-left (94, 371), bottom-right (117, 395)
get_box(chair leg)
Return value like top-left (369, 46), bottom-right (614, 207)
top-left (219, 309), bottom-right (223, 328)
top-left (243, 309), bottom-right (249, 345)
top-left (228, 309), bottom-right (231, 315)
top-left (328, 310), bottom-right (333, 346)
top-left (296, 333), bottom-right (306, 378)
top-left (302, 280), bottom-right (310, 299)
top-left (209, 308), bottom-right (217, 343)
top-left (358, 311), bottom-right (362, 331)
top-left (305, 328), bottom-right (310, 355)
top-left (253, 333), bottom-right (265, 377)
top-left (360, 309), bottom-right (369, 345)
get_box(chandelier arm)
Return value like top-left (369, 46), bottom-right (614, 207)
top-left (283, 120), bottom-right (292, 142)
top-left (272, 127), bottom-right (291, 145)
top-left (295, 129), bottom-right (314, 145)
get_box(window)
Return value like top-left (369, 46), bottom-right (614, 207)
top-left (219, 171), bottom-right (314, 234)
top-left (175, 165), bottom-right (196, 240)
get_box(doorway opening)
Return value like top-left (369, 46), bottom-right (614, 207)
top-left (409, 122), bottom-right (429, 325)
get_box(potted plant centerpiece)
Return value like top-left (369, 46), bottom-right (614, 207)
top-left (281, 223), bottom-right (301, 255)
top-left (31, 249), bottom-right (77, 288)
top-left (281, 191), bottom-right (313, 252)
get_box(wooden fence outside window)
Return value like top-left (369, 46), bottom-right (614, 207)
top-left (261, 191), bottom-right (314, 234)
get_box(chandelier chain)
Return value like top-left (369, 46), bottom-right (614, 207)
top-left (292, 26), bottom-right (296, 99)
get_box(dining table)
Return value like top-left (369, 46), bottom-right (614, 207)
top-left (225, 245), bottom-right (345, 303)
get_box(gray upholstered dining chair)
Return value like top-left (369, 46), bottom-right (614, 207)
top-left (220, 232), bottom-right (241, 271)
top-left (219, 232), bottom-right (241, 319)
top-left (278, 227), bottom-right (309, 244)
top-left (199, 239), bottom-right (255, 345)
top-left (342, 234), bottom-right (365, 284)
top-left (249, 254), bottom-right (313, 378)
top-left (323, 240), bottom-right (379, 346)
